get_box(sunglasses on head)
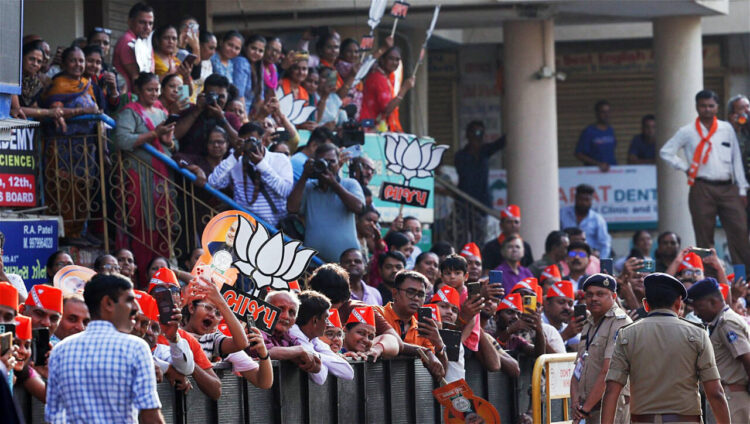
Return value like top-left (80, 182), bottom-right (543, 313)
top-left (93, 27), bottom-right (112, 35)
top-left (568, 251), bottom-right (588, 258)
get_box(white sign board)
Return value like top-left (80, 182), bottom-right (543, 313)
top-left (547, 361), bottom-right (576, 399)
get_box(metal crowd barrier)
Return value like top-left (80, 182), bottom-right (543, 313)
top-left (15, 355), bottom-right (533, 424)
top-left (531, 353), bottom-right (577, 424)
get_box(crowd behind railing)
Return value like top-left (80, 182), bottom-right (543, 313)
top-left (2, 2), bottom-right (750, 423)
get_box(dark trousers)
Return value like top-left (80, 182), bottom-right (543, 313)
top-left (688, 179), bottom-right (750, 267)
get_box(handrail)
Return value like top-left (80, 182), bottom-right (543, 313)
top-left (139, 143), bottom-right (325, 267)
top-left (434, 175), bottom-right (502, 220)
top-left (531, 352), bottom-right (577, 424)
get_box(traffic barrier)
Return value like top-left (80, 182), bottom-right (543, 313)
top-left (531, 353), bottom-right (578, 424)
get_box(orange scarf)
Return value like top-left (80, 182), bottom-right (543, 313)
top-left (319, 59), bottom-right (344, 90)
top-left (281, 78), bottom-right (309, 106)
top-left (688, 116), bottom-right (718, 185)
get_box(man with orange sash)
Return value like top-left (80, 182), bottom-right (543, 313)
top-left (660, 90), bottom-right (750, 267)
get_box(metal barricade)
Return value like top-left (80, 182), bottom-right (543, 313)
top-left (531, 352), bottom-right (577, 424)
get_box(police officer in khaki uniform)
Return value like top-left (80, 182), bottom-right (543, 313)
top-left (687, 277), bottom-right (750, 423)
top-left (602, 273), bottom-right (730, 424)
top-left (570, 274), bottom-right (632, 424)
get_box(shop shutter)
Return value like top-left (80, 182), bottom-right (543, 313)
top-left (428, 75), bottom-right (458, 164)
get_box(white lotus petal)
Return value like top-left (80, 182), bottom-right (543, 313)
top-left (401, 139), bottom-right (423, 170)
top-left (246, 224), bottom-right (269, 266)
top-left (292, 105), bottom-right (317, 125)
top-left (394, 138), bottom-right (409, 166)
top-left (423, 145), bottom-right (448, 171)
top-left (233, 216), bottom-right (253, 262)
top-left (252, 270), bottom-right (273, 288)
top-left (418, 142), bottom-right (434, 169)
top-left (368, 0), bottom-right (387, 30)
top-left (387, 164), bottom-right (403, 174)
top-left (289, 100), bottom-right (303, 120)
top-left (278, 93), bottom-right (294, 117)
top-left (401, 168), bottom-right (418, 182)
top-left (384, 135), bottom-right (398, 164)
top-left (233, 260), bottom-right (256, 276)
top-left (277, 240), bottom-right (301, 275)
top-left (416, 169), bottom-right (431, 178)
top-left (281, 248), bottom-right (316, 281)
top-left (256, 232), bottom-right (285, 274)
top-left (270, 277), bottom-right (290, 290)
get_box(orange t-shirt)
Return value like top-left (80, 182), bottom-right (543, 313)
top-left (158, 329), bottom-right (213, 370)
top-left (375, 302), bottom-right (434, 352)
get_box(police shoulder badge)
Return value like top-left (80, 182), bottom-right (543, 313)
top-left (727, 330), bottom-right (738, 344)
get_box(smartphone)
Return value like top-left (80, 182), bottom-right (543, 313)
top-left (637, 259), bottom-right (655, 273)
top-left (417, 307), bottom-right (432, 324)
top-left (600, 258), bottom-right (613, 275)
top-left (273, 128), bottom-right (290, 143)
top-left (165, 114), bottom-right (181, 126)
top-left (184, 53), bottom-right (198, 66)
top-left (438, 329), bottom-right (461, 361)
top-left (32, 328), bottom-right (50, 366)
top-left (343, 144), bottom-right (362, 159)
top-left (179, 85), bottom-right (190, 102)
top-left (522, 295), bottom-right (537, 314)
top-left (0, 332), bottom-right (11, 356)
top-left (733, 264), bottom-right (746, 283)
top-left (151, 285), bottom-right (175, 325)
top-left (466, 282), bottom-right (481, 298)
top-left (690, 248), bottom-right (712, 258)
top-left (0, 323), bottom-right (15, 337)
top-left (574, 304), bottom-right (587, 321)
top-left (489, 270), bottom-right (503, 286)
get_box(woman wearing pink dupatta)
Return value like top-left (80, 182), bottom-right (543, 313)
top-left (112, 72), bottom-right (177, 289)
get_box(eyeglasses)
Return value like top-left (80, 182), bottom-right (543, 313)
top-left (92, 27), bottom-right (112, 35)
top-left (101, 264), bottom-right (121, 271)
top-left (568, 251), bottom-right (588, 258)
top-left (680, 269), bottom-right (703, 278)
top-left (396, 288), bottom-right (426, 300)
top-left (197, 302), bottom-right (222, 318)
top-left (55, 261), bottom-right (75, 268)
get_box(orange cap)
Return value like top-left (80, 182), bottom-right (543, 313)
top-left (134, 290), bottom-right (159, 322)
top-left (459, 242), bottom-right (482, 260)
top-left (13, 315), bottom-right (32, 340)
top-left (677, 252), bottom-right (704, 273)
top-left (0, 282), bottom-right (18, 311)
top-left (546, 280), bottom-right (575, 299)
top-left (148, 267), bottom-right (179, 293)
top-left (541, 264), bottom-right (562, 282)
top-left (346, 306), bottom-right (375, 327)
top-left (25, 285), bottom-right (63, 314)
top-left (501, 204), bottom-right (521, 219)
top-left (326, 309), bottom-right (342, 328)
top-left (511, 278), bottom-right (538, 294)
top-left (727, 273), bottom-right (735, 282)
top-left (430, 285), bottom-right (461, 308)
top-left (422, 303), bottom-right (442, 322)
top-left (718, 283), bottom-right (730, 301)
top-left (497, 293), bottom-right (523, 311)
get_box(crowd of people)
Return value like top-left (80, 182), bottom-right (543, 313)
top-left (3, 2), bottom-right (750, 423)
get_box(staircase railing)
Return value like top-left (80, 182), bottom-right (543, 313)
top-left (42, 115), bottom-right (323, 271)
top-left (433, 174), bottom-right (501, 248)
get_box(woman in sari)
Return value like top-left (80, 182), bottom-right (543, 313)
top-left (40, 46), bottom-right (102, 244)
top-left (113, 72), bottom-right (177, 289)
top-left (19, 41), bottom-right (63, 122)
top-left (360, 46), bottom-right (415, 133)
top-left (262, 37), bottom-right (283, 92)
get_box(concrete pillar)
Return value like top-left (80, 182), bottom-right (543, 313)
top-left (653, 16), bottom-right (703, 246)
top-left (503, 20), bottom-right (558, 255)
top-left (407, 28), bottom-right (429, 137)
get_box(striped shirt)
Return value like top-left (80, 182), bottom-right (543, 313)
top-left (45, 320), bottom-right (161, 423)
top-left (208, 148), bottom-right (293, 226)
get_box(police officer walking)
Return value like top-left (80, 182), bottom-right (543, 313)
top-left (687, 277), bottom-right (750, 423)
top-left (602, 273), bottom-right (730, 424)
top-left (570, 274), bottom-right (632, 424)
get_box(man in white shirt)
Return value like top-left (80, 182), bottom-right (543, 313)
top-left (288, 290), bottom-right (354, 384)
top-left (660, 90), bottom-right (750, 267)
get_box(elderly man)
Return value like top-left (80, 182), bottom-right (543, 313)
top-left (482, 205), bottom-right (534, 270)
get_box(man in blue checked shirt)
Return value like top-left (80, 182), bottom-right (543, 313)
top-left (45, 274), bottom-right (164, 424)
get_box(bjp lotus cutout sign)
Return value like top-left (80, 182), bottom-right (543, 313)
top-left (380, 133), bottom-right (448, 208)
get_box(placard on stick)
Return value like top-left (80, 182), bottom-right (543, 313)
top-left (379, 181), bottom-right (429, 208)
top-left (220, 284), bottom-right (280, 334)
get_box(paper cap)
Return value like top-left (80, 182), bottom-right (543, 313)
top-left (497, 293), bottom-right (523, 311)
top-left (541, 264), bottom-right (562, 282)
top-left (0, 282), bottom-right (18, 311)
top-left (14, 315), bottom-right (32, 340)
top-left (511, 278), bottom-right (538, 294)
top-left (546, 280), bottom-right (575, 299)
top-left (148, 267), bottom-right (179, 293)
top-left (24, 285), bottom-right (63, 314)
top-left (459, 242), bottom-right (481, 260)
top-left (501, 204), bottom-right (521, 219)
top-left (430, 286), bottom-right (461, 308)
top-left (326, 309), bottom-right (343, 328)
top-left (677, 252), bottom-right (704, 273)
top-left (218, 321), bottom-right (232, 337)
top-left (346, 306), bottom-right (375, 327)
top-left (134, 290), bottom-right (159, 322)
top-left (288, 280), bottom-right (301, 292)
top-left (719, 283), bottom-right (730, 301)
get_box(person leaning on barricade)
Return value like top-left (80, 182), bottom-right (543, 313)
top-left (602, 273), bottom-right (730, 424)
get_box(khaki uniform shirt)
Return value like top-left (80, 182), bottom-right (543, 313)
top-left (606, 308), bottom-right (720, 415)
top-left (575, 303), bottom-right (632, 403)
top-left (709, 305), bottom-right (750, 386)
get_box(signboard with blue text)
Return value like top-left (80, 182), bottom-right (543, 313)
top-left (0, 218), bottom-right (59, 289)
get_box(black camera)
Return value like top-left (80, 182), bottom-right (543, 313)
top-left (246, 137), bottom-right (263, 154)
top-left (205, 92), bottom-right (218, 106)
top-left (312, 158), bottom-right (329, 178)
top-left (338, 105), bottom-right (365, 147)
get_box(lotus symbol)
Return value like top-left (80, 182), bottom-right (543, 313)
top-left (232, 216), bottom-right (317, 291)
top-left (275, 89), bottom-right (317, 125)
top-left (384, 133), bottom-right (449, 185)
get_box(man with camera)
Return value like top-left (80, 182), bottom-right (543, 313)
top-left (174, 74), bottom-right (241, 156)
top-left (290, 127), bottom-right (336, 182)
top-left (287, 142), bottom-right (365, 263)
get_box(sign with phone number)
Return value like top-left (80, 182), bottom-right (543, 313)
top-left (0, 127), bottom-right (38, 207)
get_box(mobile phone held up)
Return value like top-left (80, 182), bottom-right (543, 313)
top-left (466, 282), bottom-right (481, 298)
top-left (522, 295), bottom-right (537, 314)
top-left (733, 264), bottom-right (746, 283)
top-left (417, 307), bottom-right (432, 325)
top-left (574, 304), bottom-right (587, 321)
top-left (600, 258), bottom-right (613, 275)
top-left (151, 285), bottom-right (175, 325)
top-left (637, 259), bottom-right (655, 273)
top-left (32, 328), bottom-right (50, 366)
